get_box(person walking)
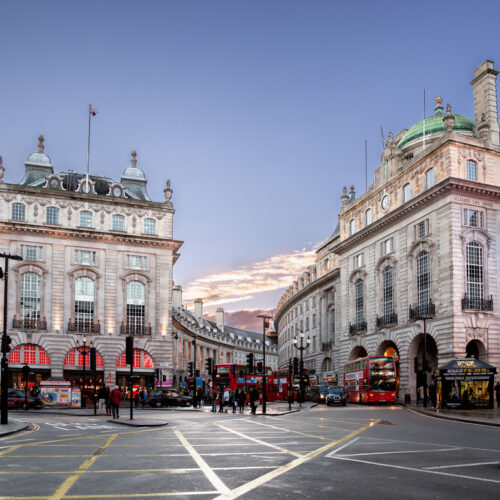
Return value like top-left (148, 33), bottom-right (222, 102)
top-left (218, 389), bottom-right (224, 413)
top-left (110, 385), bottom-right (122, 419)
top-left (230, 390), bottom-right (236, 413)
top-left (249, 387), bottom-right (258, 415)
top-left (237, 389), bottom-right (246, 414)
top-left (223, 387), bottom-right (230, 410)
top-left (97, 385), bottom-right (109, 416)
top-left (211, 388), bottom-right (217, 412)
top-left (106, 387), bottom-right (112, 416)
top-left (494, 380), bottom-right (500, 408)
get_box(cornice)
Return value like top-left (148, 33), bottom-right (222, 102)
top-left (333, 177), bottom-right (500, 254)
top-left (275, 267), bottom-right (340, 326)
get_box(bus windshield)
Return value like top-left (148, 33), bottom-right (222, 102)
top-left (369, 357), bottom-right (396, 392)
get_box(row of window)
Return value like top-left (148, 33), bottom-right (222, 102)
top-left (348, 161), bottom-right (480, 236)
top-left (282, 296), bottom-right (318, 326)
top-left (11, 203), bottom-right (158, 235)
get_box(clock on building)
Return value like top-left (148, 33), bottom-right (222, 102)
top-left (49, 178), bottom-right (59, 189)
top-left (81, 181), bottom-right (91, 194)
top-left (112, 186), bottom-right (122, 197)
top-left (381, 194), bottom-right (390, 211)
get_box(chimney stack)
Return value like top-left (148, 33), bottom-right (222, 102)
top-left (471, 60), bottom-right (500, 145)
top-left (172, 285), bottom-right (182, 309)
top-left (216, 308), bottom-right (224, 332)
top-left (194, 298), bottom-right (203, 320)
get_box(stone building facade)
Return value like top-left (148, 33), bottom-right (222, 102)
top-left (275, 60), bottom-right (500, 400)
top-left (0, 138), bottom-right (182, 396)
top-left (171, 286), bottom-right (277, 388)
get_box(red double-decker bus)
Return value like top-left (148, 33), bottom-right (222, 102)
top-left (213, 364), bottom-right (277, 402)
top-left (343, 356), bottom-right (397, 404)
top-left (273, 368), bottom-right (310, 401)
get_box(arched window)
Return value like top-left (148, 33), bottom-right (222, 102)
top-left (80, 211), bottom-right (93, 228)
top-left (20, 272), bottom-right (41, 328)
top-left (365, 209), bottom-right (372, 226)
top-left (144, 218), bottom-right (156, 235)
top-left (466, 160), bottom-right (478, 181)
top-left (9, 344), bottom-right (50, 365)
top-left (349, 219), bottom-right (356, 235)
top-left (126, 281), bottom-right (146, 335)
top-left (116, 348), bottom-right (154, 368)
top-left (416, 251), bottom-right (430, 308)
top-left (383, 267), bottom-right (394, 318)
top-left (12, 203), bottom-right (25, 221)
top-left (355, 279), bottom-right (364, 325)
top-left (403, 183), bottom-right (411, 203)
top-left (74, 277), bottom-right (95, 330)
top-left (466, 241), bottom-right (483, 301)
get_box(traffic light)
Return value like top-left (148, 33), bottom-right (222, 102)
top-left (154, 368), bottom-right (160, 382)
top-left (256, 361), bottom-right (263, 373)
top-left (414, 357), bottom-right (419, 373)
top-left (299, 359), bottom-right (304, 375)
top-left (1, 335), bottom-right (12, 354)
top-left (125, 336), bottom-right (134, 365)
top-left (288, 358), bottom-right (293, 375)
top-left (293, 357), bottom-right (299, 375)
top-left (205, 357), bottom-right (213, 375)
top-left (195, 369), bottom-right (200, 378)
top-left (22, 364), bottom-right (31, 381)
top-left (188, 361), bottom-right (194, 377)
top-left (89, 347), bottom-right (96, 372)
top-left (230, 364), bottom-right (236, 376)
top-left (246, 353), bottom-right (254, 370)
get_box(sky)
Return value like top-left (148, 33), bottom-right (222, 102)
top-left (1, 1), bottom-right (500, 332)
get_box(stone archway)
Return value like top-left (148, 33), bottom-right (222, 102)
top-left (348, 346), bottom-right (368, 361)
top-left (408, 333), bottom-right (438, 404)
top-left (466, 339), bottom-right (487, 362)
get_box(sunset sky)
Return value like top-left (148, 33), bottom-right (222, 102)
top-left (2, 1), bottom-right (500, 332)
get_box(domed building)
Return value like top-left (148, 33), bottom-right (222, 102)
top-left (275, 60), bottom-right (500, 403)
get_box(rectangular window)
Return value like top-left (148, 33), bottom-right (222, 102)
top-left (426, 168), bottom-right (435, 189)
top-left (312, 296), bottom-right (316, 307)
top-left (365, 209), bottom-right (372, 226)
top-left (312, 313), bottom-right (316, 328)
top-left (20, 245), bottom-right (43, 261)
top-left (349, 219), bottom-right (356, 235)
top-left (112, 214), bottom-right (125, 231)
top-left (74, 249), bottom-right (96, 266)
top-left (306, 317), bottom-right (310, 331)
top-left (353, 253), bottom-right (363, 268)
top-left (80, 211), bottom-right (93, 228)
top-left (381, 238), bottom-right (393, 256)
top-left (463, 209), bottom-right (484, 228)
top-left (466, 160), bottom-right (478, 181)
top-left (414, 219), bottom-right (429, 240)
top-left (144, 218), bottom-right (156, 235)
top-left (46, 207), bottom-right (60, 225)
top-left (126, 255), bottom-right (148, 270)
top-left (403, 183), bottom-right (411, 203)
top-left (12, 203), bottom-right (25, 221)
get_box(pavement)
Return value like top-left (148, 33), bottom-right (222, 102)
top-left (407, 403), bottom-right (500, 427)
top-left (0, 419), bottom-right (30, 436)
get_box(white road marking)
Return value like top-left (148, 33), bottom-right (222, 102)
top-left (424, 461), bottom-right (500, 470)
top-left (330, 456), bottom-right (500, 484)
top-left (338, 447), bottom-right (462, 457)
top-left (325, 437), bottom-right (360, 457)
top-left (174, 429), bottom-right (230, 495)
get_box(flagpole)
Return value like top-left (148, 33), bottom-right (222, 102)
top-left (86, 104), bottom-right (91, 186)
top-left (422, 89), bottom-right (426, 151)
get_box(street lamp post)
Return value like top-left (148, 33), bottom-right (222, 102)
top-left (0, 253), bottom-right (23, 425)
top-left (293, 331), bottom-right (310, 408)
top-left (257, 314), bottom-right (272, 414)
top-left (192, 331), bottom-right (197, 408)
top-left (79, 336), bottom-right (88, 408)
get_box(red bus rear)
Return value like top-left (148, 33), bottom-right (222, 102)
top-left (214, 364), bottom-right (276, 402)
top-left (343, 356), bottom-right (397, 404)
top-left (273, 368), bottom-right (309, 401)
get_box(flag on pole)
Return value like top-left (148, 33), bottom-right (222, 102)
top-left (89, 106), bottom-right (97, 116)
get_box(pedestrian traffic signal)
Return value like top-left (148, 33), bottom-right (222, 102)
top-left (205, 357), bottom-right (213, 375)
top-left (414, 357), bottom-right (419, 373)
top-left (188, 361), bottom-right (194, 377)
top-left (293, 357), bottom-right (299, 375)
top-left (1, 335), bottom-right (12, 354)
top-left (246, 353), bottom-right (254, 370)
top-left (125, 336), bottom-right (134, 365)
top-left (256, 361), bottom-right (263, 373)
top-left (230, 364), bottom-right (236, 376)
top-left (89, 347), bottom-right (97, 372)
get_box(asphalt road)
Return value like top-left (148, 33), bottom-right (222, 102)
top-left (0, 405), bottom-right (498, 499)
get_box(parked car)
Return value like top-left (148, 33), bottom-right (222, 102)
top-left (145, 389), bottom-right (192, 408)
top-left (8, 389), bottom-right (43, 410)
top-left (326, 386), bottom-right (347, 406)
top-left (310, 384), bottom-right (330, 403)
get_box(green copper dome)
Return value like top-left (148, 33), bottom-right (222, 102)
top-left (398, 101), bottom-right (475, 149)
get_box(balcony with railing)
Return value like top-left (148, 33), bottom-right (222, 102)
top-left (67, 319), bottom-right (101, 334)
top-left (376, 313), bottom-right (398, 329)
top-left (349, 320), bottom-right (367, 335)
top-left (409, 300), bottom-right (435, 321)
top-left (120, 323), bottom-right (152, 336)
top-left (13, 316), bottom-right (47, 330)
top-left (462, 294), bottom-right (493, 312)
top-left (321, 341), bottom-right (333, 352)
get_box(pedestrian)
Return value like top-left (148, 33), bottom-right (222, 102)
top-left (237, 389), bottom-right (246, 414)
top-left (428, 379), bottom-right (437, 409)
top-left (106, 387), bottom-right (112, 416)
top-left (139, 389), bottom-right (145, 408)
top-left (249, 387), bottom-right (258, 415)
top-left (211, 388), bottom-right (217, 412)
top-left (230, 390), bottom-right (236, 413)
top-left (97, 385), bottom-right (109, 415)
top-left (494, 380), bottom-right (500, 408)
top-left (110, 385), bottom-right (122, 419)
top-left (223, 387), bottom-right (230, 410)
top-left (218, 389), bottom-right (224, 413)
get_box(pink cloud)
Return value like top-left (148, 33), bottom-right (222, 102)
top-left (204, 308), bottom-right (274, 333)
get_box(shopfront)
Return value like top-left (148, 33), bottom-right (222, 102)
top-left (8, 344), bottom-right (51, 391)
top-left (436, 358), bottom-right (497, 409)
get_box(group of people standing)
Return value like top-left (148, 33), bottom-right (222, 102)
top-left (211, 386), bottom-right (259, 414)
top-left (96, 385), bottom-right (123, 419)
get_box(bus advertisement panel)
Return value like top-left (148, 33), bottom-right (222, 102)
top-left (343, 356), bottom-right (397, 403)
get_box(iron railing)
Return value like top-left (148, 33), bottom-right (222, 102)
top-left (67, 319), bottom-right (101, 333)
top-left (321, 341), bottom-right (333, 352)
top-left (376, 313), bottom-right (398, 329)
top-left (461, 294), bottom-right (493, 311)
top-left (409, 300), bottom-right (435, 321)
top-left (349, 321), bottom-right (367, 335)
top-left (12, 316), bottom-right (47, 330)
top-left (120, 323), bottom-right (152, 336)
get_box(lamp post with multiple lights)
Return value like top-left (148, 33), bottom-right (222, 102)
top-left (293, 331), bottom-right (310, 407)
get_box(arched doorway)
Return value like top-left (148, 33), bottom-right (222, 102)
top-left (321, 357), bottom-right (334, 383)
top-left (465, 340), bottom-right (486, 362)
top-left (348, 346), bottom-right (367, 361)
top-left (408, 333), bottom-right (438, 404)
top-left (377, 341), bottom-right (400, 396)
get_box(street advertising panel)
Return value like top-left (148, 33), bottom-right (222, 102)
top-left (40, 381), bottom-right (72, 407)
